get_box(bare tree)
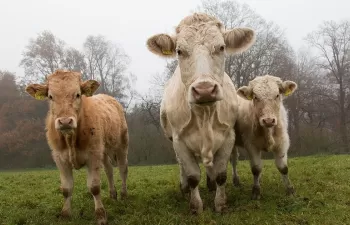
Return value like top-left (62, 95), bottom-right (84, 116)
top-left (306, 20), bottom-right (350, 152)
top-left (83, 35), bottom-right (130, 101)
top-left (19, 30), bottom-right (65, 82)
top-left (63, 47), bottom-right (88, 80)
top-left (198, 0), bottom-right (290, 87)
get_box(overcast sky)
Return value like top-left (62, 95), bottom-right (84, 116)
top-left (0, 0), bottom-right (349, 94)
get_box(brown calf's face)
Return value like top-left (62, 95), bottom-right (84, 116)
top-left (237, 75), bottom-right (297, 128)
top-left (146, 13), bottom-right (255, 105)
top-left (25, 71), bottom-right (100, 133)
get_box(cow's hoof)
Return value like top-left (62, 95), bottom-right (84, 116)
top-left (95, 208), bottom-right (107, 225)
top-left (120, 191), bottom-right (128, 200)
top-left (233, 176), bottom-right (241, 187)
top-left (60, 209), bottom-right (71, 218)
top-left (110, 191), bottom-right (117, 200)
top-left (251, 185), bottom-right (261, 200)
top-left (215, 203), bottom-right (228, 213)
top-left (189, 198), bottom-right (203, 215)
top-left (286, 186), bottom-right (295, 196)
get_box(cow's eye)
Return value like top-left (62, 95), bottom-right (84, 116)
top-left (276, 94), bottom-right (280, 99)
top-left (177, 49), bottom-right (182, 55)
top-left (49, 95), bottom-right (53, 100)
top-left (76, 93), bottom-right (81, 98)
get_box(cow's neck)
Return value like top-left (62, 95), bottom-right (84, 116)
top-left (61, 100), bottom-right (86, 170)
top-left (62, 132), bottom-right (79, 169)
top-left (191, 103), bottom-right (216, 123)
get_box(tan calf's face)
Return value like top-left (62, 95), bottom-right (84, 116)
top-left (237, 75), bottom-right (297, 128)
top-left (146, 13), bottom-right (255, 105)
top-left (25, 71), bottom-right (100, 133)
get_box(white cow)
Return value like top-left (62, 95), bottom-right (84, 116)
top-left (231, 75), bottom-right (297, 200)
top-left (146, 13), bottom-right (255, 213)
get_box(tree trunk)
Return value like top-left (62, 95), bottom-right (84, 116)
top-left (339, 78), bottom-right (348, 152)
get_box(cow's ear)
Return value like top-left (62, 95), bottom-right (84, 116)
top-left (224, 27), bottom-right (255, 54)
top-left (146, 34), bottom-right (176, 58)
top-left (237, 86), bottom-right (253, 100)
top-left (280, 80), bottom-right (297, 97)
top-left (25, 84), bottom-right (48, 100)
top-left (81, 80), bottom-right (100, 97)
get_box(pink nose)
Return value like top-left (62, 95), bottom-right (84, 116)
top-left (58, 117), bottom-right (73, 130)
top-left (262, 118), bottom-right (276, 127)
top-left (191, 82), bottom-right (218, 103)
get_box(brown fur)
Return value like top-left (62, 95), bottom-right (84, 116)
top-left (25, 70), bottom-right (128, 225)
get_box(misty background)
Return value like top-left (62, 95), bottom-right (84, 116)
top-left (0, 0), bottom-right (350, 169)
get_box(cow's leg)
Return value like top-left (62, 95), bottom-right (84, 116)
top-left (206, 167), bottom-right (217, 192)
top-left (247, 146), bottom-right (262, 200)
top-left (173, 140), bottom-right (203, 215)
top-left (117, 155), bottom-right (128, 200)
top-left (87, 154), bottom-right (107, 225)
top-left (230, 147), bottom-right (241, 187)
top-left (102, 154), bottom-right (117, 199)
top-left (53, 153), bottom-right (74, 217)
top-left (207, 136), bottom-right (234, 213)
top-left (179, 164), bottom-right (190, 195)
top-left (273, 151), bottom-right (295, 196)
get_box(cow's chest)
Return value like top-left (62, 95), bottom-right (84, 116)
top-left (181, 120), bottom-right (229, 156)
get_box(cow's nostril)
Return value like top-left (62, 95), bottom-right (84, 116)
top-left (211, 84), bottom-right (217, 94)
top-left (192, 87), bottom-right (199, 95)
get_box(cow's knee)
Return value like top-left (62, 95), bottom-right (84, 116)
top-left (278, 166), bottom-right (288, 175)
top-left (216, 172), bottom-right (227, 186)
top-left (187, 175), bottom-right (200, 189)
top-left (90, 185), bottom-right (100, 196)
top-left (62, 188), bottom-right (72, 198)
top-left (251, 165), bottom-right (262, 176)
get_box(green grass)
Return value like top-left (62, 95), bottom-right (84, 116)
top-left (0, 155), bottom-right (350, 225)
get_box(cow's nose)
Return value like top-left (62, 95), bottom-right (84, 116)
top-left (191, 82), bottom-right (218, 103)
top-left (57, 117), bottom-right (74, 130)
top-left (262, 118), bottom-right (276, 127)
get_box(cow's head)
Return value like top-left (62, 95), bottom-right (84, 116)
top-left (237, 75), bottom-right (297, 128)
top-left (146, 13), bottom-right (255, 105)
top-left (25, 70), bottom-right (100, 133)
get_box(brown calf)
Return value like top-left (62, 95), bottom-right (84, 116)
top-left (25, 70), bottom-right (128, 225)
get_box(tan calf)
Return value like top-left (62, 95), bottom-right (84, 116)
top-left (231, 75), bottom-right (297, 200)
top-left (146, 13), bottom-right (255, 213)
top-left (25, 70), bottom-right (128, 225)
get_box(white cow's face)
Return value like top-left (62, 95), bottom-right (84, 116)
top-left (237, 75), bottom-right (297, 128)
top-left (146, 13), bottom-right (255, 105)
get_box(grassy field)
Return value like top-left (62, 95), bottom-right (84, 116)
top-left (0, 154), bottom-right (350, 225)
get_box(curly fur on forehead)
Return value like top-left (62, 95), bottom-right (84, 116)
top-left (249, 75), bottom-right (283, 97)
top-left (47, 70), bottom-right (82, 83)
top-left (176, 13), bottom-right (225, 34)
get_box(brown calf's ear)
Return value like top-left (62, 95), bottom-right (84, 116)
top-left (237, 86), bottom-right (254, 100)
top-left (146, 34), bottom-right (176, 58)
top-left (25, 84), bottom-right (48, 100)
top-left (280, 81), bottom-right (298, 97)
top-left (81, 80), bottom-right (100, 97)
top-left (224, 28), bottom-right (256, 54)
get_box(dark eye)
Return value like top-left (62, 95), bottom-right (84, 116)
top-left (177, 49), bottom-right (182, 55)
top-left (49, 95), bottom-right (53, 100)
top-left (276, 94), bottom-right (280, 99)
top-left (76, 93), bottom-right (81, 98)
top-left (219, 45), bottom-right (225, 52)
